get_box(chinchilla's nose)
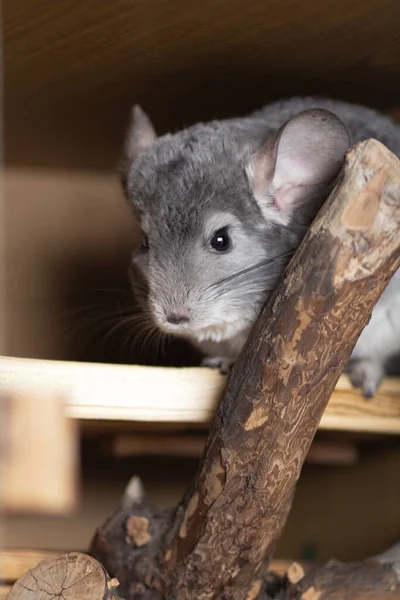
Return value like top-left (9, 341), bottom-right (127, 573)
top-left (166, 312), bottom-right (190, 325)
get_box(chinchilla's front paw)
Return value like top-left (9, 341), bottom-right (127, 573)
top-left (348, 358), bottom-right (384, 399)
top-left (201, 356), bottom-right (234, 375)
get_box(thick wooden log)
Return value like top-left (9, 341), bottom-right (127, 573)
top-left (6, 552), bottom-right (124, 600)
top-left (162, 139), bottom-right (400, 599)
top-left (90, 139), bottom-right (400, 600)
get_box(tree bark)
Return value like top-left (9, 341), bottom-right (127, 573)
top-left (6, 552), bottom-right (125, 600)
top-left (90, 139), bottom-right (400, 600)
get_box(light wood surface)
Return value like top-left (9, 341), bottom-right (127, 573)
top-left (0, 585), bottom-right (11, 600)
top-left (1, 356), bottom-right (400, 433)
top-left (0, 549), bottom-right (62, 582)
top-left (0, 391), bottom-right (78, 514)
top-left (4, 0), bottom-right (400, 169)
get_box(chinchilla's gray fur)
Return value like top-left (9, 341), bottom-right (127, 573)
top-left (122, 96), bottom-right (400, 397)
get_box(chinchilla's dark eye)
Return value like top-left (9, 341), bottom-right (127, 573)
top-left (210, 228), bottom-right (231, 252)
top-left (140, 235), bottom-right (149, 253)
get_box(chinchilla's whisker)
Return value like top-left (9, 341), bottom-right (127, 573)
top-left (58, 313), bottom-right (127, 347)
top-left (150, 325), bottom-right (162, 359)
top-left (122, 313), bottom-right (152, 354)
top-left (128, 314), bottom-right (158, 359)
top-left (102, 313), bottom-right (149, 346)
top-left (210, 251), bottom-right (293, 291)
top-left (161, 330), bottom-right (171, 357)
top-left (205, 254), bottom-right (292, 304)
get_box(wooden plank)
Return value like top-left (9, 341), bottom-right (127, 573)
top-left (0, 549), bottom-right (61, 582)
top-left (1, 356), bottom-right (400, 434)
top-left (0, 391), bottom-right (78, 514)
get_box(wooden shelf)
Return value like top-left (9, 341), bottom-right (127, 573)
top-left (1, 356), bottom-right (400, 434)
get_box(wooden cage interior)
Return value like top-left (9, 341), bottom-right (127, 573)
top-left (2, 0), bottom-right (400, 583)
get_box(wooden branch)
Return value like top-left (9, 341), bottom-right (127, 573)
top-left (89, 139), bottom-right (400, 600)
top-left (6, 553), bottom-right (125, 600)
top-left (283, 550), bottom-right (400, 600)
top-left (161, 139), bottom-right (400, 599)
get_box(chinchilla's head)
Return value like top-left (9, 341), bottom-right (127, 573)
top-left (121, 106), bottom-right (349, 344)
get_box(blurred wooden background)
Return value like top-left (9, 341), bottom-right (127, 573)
top-left (2, 0), bottom-right (400, 571)
top-left (4, 0), bottom-right (400, 170)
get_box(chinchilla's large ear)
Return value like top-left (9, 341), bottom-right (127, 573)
top-left (246, 109), bottom-right (350, 222)
top-left (120, 105), bottom-right (157, 190)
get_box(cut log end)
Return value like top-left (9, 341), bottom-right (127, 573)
top-left (6, 552), bottom-right (124, 600)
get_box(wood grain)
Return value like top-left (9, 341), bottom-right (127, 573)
top-left (1, 355), bottom-right (400, 434)
top-left (6, 552), bottom-right (124, 600)
top-left (3, 0), bottom-right (400, 169)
